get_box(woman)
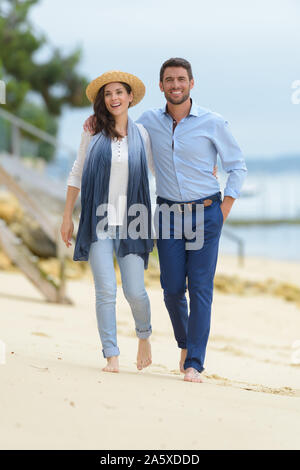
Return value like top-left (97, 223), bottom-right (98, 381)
top-left (60, 71), bottom-right (154, 374)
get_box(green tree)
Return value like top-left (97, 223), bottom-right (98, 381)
top-left (0, 0), bottom-right (89, 160)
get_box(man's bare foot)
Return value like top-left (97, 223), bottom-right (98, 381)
top-left (137, 338), bottom-right (152, 370)
top-left (179, 349), bottom-right (187, 373)
top-left (102, 356), bottom-right (119, 373)
top-left (184, 367), bottom-right (203, 383)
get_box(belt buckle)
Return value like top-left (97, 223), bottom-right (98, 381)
top-left (177, 203), bottom-right (184, 213)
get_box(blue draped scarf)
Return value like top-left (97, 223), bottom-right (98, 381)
top-left (73, 118), bottom-right (153, 268)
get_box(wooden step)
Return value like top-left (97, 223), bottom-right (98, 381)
top-left (0, 219), bottom-right (72, 304)
top-left (0, 161), bottom-right (73, 304)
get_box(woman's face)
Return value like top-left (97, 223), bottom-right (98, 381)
top-left (104, 82), bottom-right (133, 117)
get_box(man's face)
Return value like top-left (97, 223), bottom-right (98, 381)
top-left (159, 66), bottom-right (194, 105)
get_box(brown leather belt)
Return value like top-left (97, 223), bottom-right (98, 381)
top-left (156, 192), bottom-right (221, 213)
top-left (177, 199), bottom-right (213, 212)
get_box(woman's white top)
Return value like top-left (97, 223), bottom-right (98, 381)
top-left (67, 123), bottom-right (154, 226)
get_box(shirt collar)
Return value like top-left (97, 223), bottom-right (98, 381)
top-left (189, 100), bottom-right (199, 117)
top-left (160, 99), bottom-right (201, 118)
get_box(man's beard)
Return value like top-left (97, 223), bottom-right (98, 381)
top-left (165, 91), bottom-right (190, 105)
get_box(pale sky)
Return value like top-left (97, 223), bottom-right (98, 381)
top-left (29, 0), bottom-right (300, 158)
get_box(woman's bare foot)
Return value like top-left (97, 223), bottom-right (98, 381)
top-left (179, 349), bottom-right (187, 373)
top-left (184, 367), bottom-right (203, 383)
top-left (137, 338), bottom-right (152, 370)
top-left (102, 356), bottom-right (119, 373)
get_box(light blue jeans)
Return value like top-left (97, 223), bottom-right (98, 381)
top-left (88, 228), bottom-right (152, 358)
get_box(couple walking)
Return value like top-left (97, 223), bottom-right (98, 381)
top-left (61, 58), bottom-right (247, 383)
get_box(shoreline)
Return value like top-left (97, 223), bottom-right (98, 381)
top-left (228, 219), bottom-right (300, 226)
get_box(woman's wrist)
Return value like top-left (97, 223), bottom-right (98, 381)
top-left (63, 212), bottom-right (73, 220)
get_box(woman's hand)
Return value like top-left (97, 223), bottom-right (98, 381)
top-left (60, 217), bottom-right (74, 248)
top-left (83, 115), bottom-right (96, 133)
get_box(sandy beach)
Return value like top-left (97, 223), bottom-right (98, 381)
top-left (1, 254), bottom-right (300, 450)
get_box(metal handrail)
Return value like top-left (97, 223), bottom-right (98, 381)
top-left (222, 226), bottom-right (245, 266)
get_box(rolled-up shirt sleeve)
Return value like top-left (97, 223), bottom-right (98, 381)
top-left (213, 119), bottom-right (248, 199)
top-left (67, 131), bottom-right (92, 189)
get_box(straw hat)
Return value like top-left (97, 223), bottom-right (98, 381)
top-left (86, 70), bottom-right (145, 106)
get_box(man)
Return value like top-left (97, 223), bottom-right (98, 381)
top-left (85, 58), bottom-right (247, 383)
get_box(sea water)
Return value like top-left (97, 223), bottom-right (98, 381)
top-left (218, 155), bottom-right (300, 261)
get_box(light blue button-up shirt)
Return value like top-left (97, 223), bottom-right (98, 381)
top-left (137, 101), bottom-right (247, 202)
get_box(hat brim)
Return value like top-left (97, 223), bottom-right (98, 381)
top-left (86, 71), bottom-right (145, 107)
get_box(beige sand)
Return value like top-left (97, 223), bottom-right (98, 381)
top-left (1, 255), bottom-right (300, 450)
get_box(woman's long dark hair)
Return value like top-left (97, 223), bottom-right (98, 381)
top-left (92, 82), bottom-right (132, 139)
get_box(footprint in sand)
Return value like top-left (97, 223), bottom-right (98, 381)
top-left (217, 345), bottom-right (249, 357)
top-left (30, 364), bottom-right (49, 372)
top-left (31, 332), bottom-right (51, 338)
top-left (206, 373), bottom-right (300, 397)
top-left (151, 364), bottom-right (182, 375)
top-left (151, 363), bottom-right (169, 372)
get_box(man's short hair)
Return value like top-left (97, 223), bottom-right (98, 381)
top-left (160, 58), bottom-right (193, 82)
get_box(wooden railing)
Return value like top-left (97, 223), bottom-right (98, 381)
top-left (0, 108), bottom-right (75, 303)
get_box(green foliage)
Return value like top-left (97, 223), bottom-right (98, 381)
top-left (0, 0), bottom-right (90, 160)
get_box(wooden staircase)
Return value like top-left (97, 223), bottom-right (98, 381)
top-left (0, 163), bottom-right (72, 304)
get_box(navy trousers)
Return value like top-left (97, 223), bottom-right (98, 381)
top-left (156, 193), bottom-right (223, 373)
